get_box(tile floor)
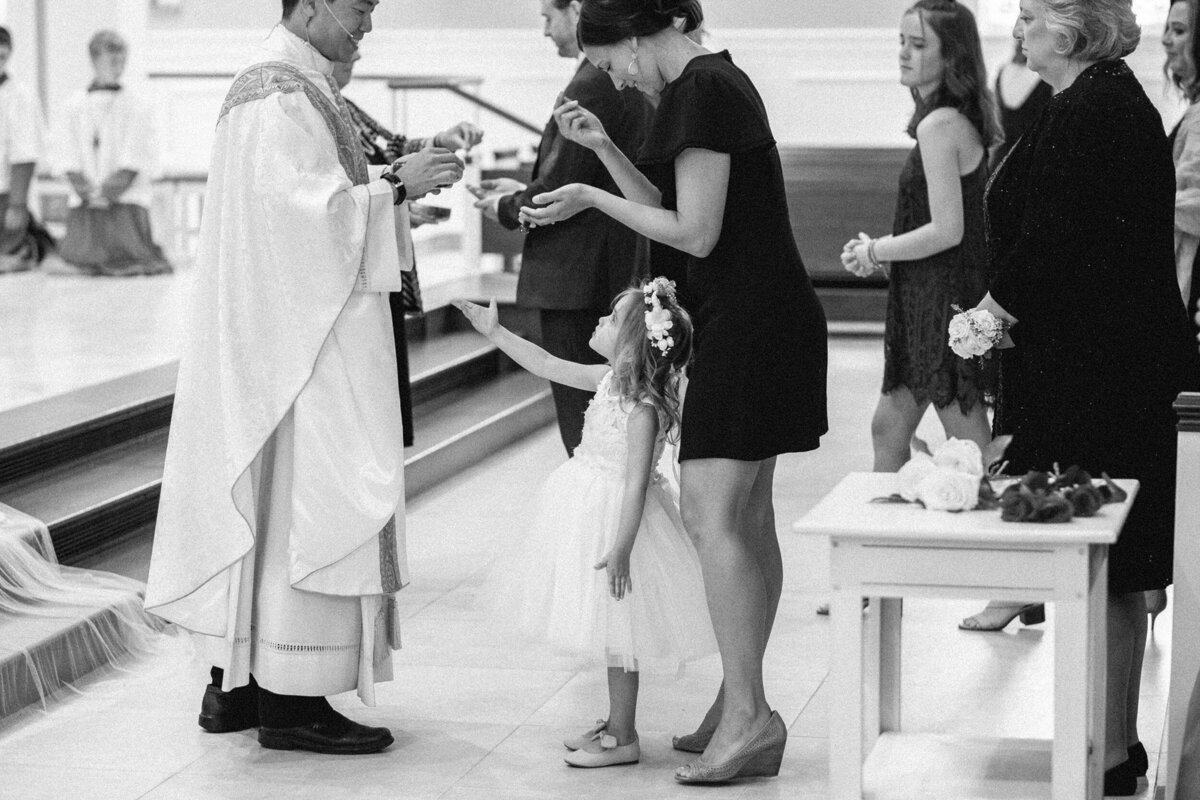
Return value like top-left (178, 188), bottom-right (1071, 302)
top-left (0, 339), bottom-right (1173, 799)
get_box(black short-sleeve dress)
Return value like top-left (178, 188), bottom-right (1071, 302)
top-left (637, 52), bottom-right (828, 462)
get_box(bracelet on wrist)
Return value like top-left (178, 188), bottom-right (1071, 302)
top-left (867, 238), bottom-right (882, 269)
top-left (380, 171), bottom-right (407, 206)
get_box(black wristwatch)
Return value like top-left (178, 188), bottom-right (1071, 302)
top-left (381, 171), bottom-right (407, 206)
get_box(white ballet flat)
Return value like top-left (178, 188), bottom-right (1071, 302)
top-left (563, 719), bottom-right (607, 751)
top-left (563, 731), bottom-right (639, 768)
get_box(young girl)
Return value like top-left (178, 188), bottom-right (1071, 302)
top-left (838, 1), bottom-right (1008, 630)
top-left (453, 277), bottom-right (716, 769)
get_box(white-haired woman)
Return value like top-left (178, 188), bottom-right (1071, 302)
top-left (977, 1), bottom-right (1200, 793)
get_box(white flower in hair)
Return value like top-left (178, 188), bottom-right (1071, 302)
top-left (642, 276), bottom-right (679, 356)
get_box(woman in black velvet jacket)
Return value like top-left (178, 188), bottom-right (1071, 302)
top-left (979, 0), bottom-right (1200, 794)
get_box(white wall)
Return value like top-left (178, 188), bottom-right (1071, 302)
top-left (139, 24), bottom-right (1184, 174)
top-left (16, 0), bottom-right (1184, 174)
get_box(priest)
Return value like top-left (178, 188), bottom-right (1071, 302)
top-left (144, 0), bottom-right (464, 755)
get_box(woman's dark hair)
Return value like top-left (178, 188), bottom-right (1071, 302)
top-left (551, 0), bottom-right (575, 9)
top-left (282, 0), bottom-right (302, 18)
top-left (577, 0), bottom-right (703, 47)
top-left (904, 0), bottom-right (1001, 148)
top-left (1182, 0), bottom-right (1200, 100)
top-left (0, 26), bottom-right (12, 50)
top-left (1168, 0), bottom-right (1191, 93)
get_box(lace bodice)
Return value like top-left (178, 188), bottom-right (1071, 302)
top-left (573, 372), bottom-right (667, 479)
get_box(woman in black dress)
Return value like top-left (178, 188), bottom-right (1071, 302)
top-left (520, 0), bottom-right (828, 784)
top-left (843, 0), bottom-right (1019, 632)
top-left (990, 40), bottom-right (1052, 172)
top-left (841, 1), bottom-right (996, 486)
top-left (978, 0), bottom-right (1198, 793)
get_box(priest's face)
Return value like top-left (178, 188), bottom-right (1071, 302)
top-left (309, 0), bottom-right (378, 63)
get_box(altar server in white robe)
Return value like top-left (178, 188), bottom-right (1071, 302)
top-left (0, 26), bottom-right (55, 274)
top-left (144, 0), bottom-right (465, 755)
top-left (56, 30), bottom-right (172, 276)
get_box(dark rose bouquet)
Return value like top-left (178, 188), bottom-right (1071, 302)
top-left (998, 465), bottom-right (1128, 524)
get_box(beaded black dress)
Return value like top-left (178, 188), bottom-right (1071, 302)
top-left (883, 142), bottom-right (994, 412)
top-left (986, 61), bottom-right (1200, 592)
top-left (636, 52), bottom-right (828, 462)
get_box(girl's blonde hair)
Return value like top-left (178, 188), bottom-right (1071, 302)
top-left (609, 281), bottom-right (693, 441)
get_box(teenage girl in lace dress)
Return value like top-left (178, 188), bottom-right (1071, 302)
top-left (453, 278), bottom-right (716, 770)
top-left (843, 1), bottom-right (1012, 630)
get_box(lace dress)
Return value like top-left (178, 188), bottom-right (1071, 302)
top-left (882, 145), bottom-right (995, 412)
top-left (494, 372), bottom-right (716, 671)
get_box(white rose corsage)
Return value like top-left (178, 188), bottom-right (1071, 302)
top-left (948, 305), bottom-right (1006, 360)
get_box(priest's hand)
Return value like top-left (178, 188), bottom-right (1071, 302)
top-left (451, 297), bottom-right (499, 339)
top-left (407, 202), bottom-right (443, 228)
top-left (434, 121), bottom-right (484, 152)
top-left (393, 145), bottom-right (465, 199)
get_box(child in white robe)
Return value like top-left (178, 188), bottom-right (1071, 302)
top-left (56, 30), bottom-right (171, 277)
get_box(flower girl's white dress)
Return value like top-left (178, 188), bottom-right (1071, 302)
top-left (501, 371), bottom-right (716, 671)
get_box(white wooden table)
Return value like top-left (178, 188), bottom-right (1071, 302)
top-left (793, 473), bottom-right (1138, 800)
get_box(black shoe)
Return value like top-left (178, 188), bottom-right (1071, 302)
top-left (1127, 741), bottom-right (1149, 777)
top-left (259, 709), bottom-right (394, 755)
top-left (198, 681), bottom-right (260, 733)
top-left (1104, 761), bottom-right (1137, 797)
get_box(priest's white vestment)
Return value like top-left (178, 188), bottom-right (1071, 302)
top-left (144, 26), bottom-right (409, 705)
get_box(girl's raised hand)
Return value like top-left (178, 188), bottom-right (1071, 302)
top-left (594, 547), bottom-right (632, 601)
top-left (553, 98), bottom-right (610, 152)
top-left (451, 298), bottom-right (500, 338)
top-left (520, 183), bottom-right (594, 228)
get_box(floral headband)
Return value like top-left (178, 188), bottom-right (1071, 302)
top-left (642, 277), bottom-right (677, 356)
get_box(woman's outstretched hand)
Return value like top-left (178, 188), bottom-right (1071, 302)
top-left (451, 298), bottom-right (499, 338)
top-left (519, 183), bottom-right (594, 228)
top-left (595, 546), bottom-right (632, 601)
top-left (553, 98), bottom-right (610, 152)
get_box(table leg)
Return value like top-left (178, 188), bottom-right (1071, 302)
top-left (863, 595), bottom-right (881, 751)
top-left (1054, 548), bottom-right (1094, 800)
top-left (831, 589), bottom-right (866, 799)
top-left (1087, 547), bottom-right (1108, 799)
top-left (880, 597), bottom-right (902, 732)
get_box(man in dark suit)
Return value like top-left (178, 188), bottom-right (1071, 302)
top-left (474, 0), bottom-right (651, 456)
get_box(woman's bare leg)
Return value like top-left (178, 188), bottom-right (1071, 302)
top-left (681, 457), bottom-right (774, 764)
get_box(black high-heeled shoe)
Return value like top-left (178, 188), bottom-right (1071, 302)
top-left (1104, 760), bottom-right (1137, 797)
top-left (1127, 741), bottom-right (1148, 778)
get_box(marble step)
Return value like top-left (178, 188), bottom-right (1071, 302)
top-left (0, 508), bottom-right (161, 721)
top-left (0, 364), bottom-right (176, 487)
top-left (0, 367), bottom-right (552, 566)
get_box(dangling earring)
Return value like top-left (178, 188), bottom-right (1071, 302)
top-left (628, 52), bottom-right (640, 75)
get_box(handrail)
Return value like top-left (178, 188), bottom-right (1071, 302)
top-left (147, 71), bottom-right (543, 136)
top-left (385, 77), bottom-right (542, 136)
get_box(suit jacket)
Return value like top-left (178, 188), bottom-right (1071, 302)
top-left (499, 60), bottom-right (652, 310)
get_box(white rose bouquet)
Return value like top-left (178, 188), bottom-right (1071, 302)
top-left (948, 306), bottom-right (1006, 360)
top-left (881, 437), bottom-right (1008, 513)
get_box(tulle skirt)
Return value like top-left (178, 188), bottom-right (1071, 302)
top-left (492, 458), bottom-right (717, 672)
